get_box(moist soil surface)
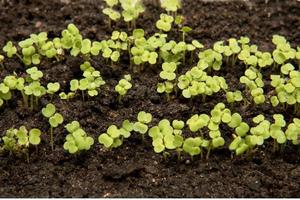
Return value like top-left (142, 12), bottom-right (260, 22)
top-left (0, 0), bottom-right (300, 197)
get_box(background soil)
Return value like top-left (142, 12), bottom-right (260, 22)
top-left (0, 0), bottom-right (300, 197)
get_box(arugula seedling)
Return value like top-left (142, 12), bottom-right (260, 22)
top-left (3, 41), bottom-right (18, 58)
top-left (2, 126), bottom-right (41, 162)
top-left (149, 119), bottom-right (184, 159)
top-left (161, 0), bottom-right (181, 17)
top-left (99, 120), bottom-right (134, 149)
top-left (120, 0), bottom-right (145, 30)
top-left (133, 111), bottom-right (152, 140)
top-left (156, 14), bottom-right (174, 32)
top-left (157, 62), bottom-right (177, 99)
top-left (115, 74), bottom-right (132, 103)
top-left (42, 103), bottom-right (64, 150)
top-left (64, 121), bottom-right (94, 154)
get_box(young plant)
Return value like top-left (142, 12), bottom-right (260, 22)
top-left (161, 0), bottom-right (181, 16)
top-left (182, 137), bottom-right (203, 160)
top-left (226, 90), bottom-right (243, 105)
top-left (42, 103), bottom-right (64, 150)
top-left (24, 67), bottom-right (47, 110)
top-left (120, 0), bottom-right (145, 29)
top-left (157, 62), bottom-right (177, 99)
top-left (272, 35), bottom-right (295, 67)
top-left (240, 67), bottom-right (265, 105)
top-left (156, 14), bottom-right (174, 32)
top-left (133, 111), bottom-right (152, 140)
top-left (60, 24), bottom-right (84, 57)
top-left (269, 114), bottom-right (287, 151)
top-left (70, 62), bottom-right (106, 99)
top-left (98, 120), bottom-right (134, 149)
top-left (115, 74), bottom-right (132, 103)
top-left (64, 121), bottom-right (94, 154)
top-left (47, 82), bottom-right (60, 97)
top-left (148, 119), bottom-right (184, 159)
top-left (285, 118), bottom-right (300, 145)
top-left (3, 41), bottom-right (18, 59)
top-left (103, 0), bottom-right (121, 28)
top-left (2, 126), bottom-right (41, 162)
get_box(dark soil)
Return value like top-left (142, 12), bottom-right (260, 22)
top-left (0, 0), bottom-right (300, 197)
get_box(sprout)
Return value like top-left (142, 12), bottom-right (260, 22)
top-left (64, 121), bottom-right (94, 154)
top-left (3, 41), bottom-right (17, 58)
top-left (103, 8), bottom-right (121, 28)
top-left (99, 125), bottom-right (122, 149)
top-left (47, 82), bottom-right (60, 95)
top-left (187, 114), bottom-right (210, 133)
top-left (42, 103), bottom-right (64, 150)
top-left (272, 35), bottom-right (295, 65)
top-left (2, 126), bottom-right (42, 162)
top-left (120, 0), bottom-right (145, 29)
top-left (149, 119), bottom-right (183, 159)
top-left (183, 137), bottom-right (202, 159)
top-left (161, 0), bottom-right (181, 14)
top-left (281, 63), bottom-right (294, 75)
top-left (156, 14), bottom-right (174, 32)
top-left (70, 62), bottom-right (106, 99)
top-left (172, 119), bottom-right (184, 135)
top-left (99, 120), bottom-right (134, 149)
top-left (104, 0), bottom-right (119, 7)
top-left (270, 114), bottom-right (287, 149)
top-left (59, 92), bottom-right (75, 100)
top-left (133, 111), bottom-right (152, 139)
top-left (226, 90), bottom-right (243, 104)
top-left (115, 74), bottom-right (133, 103)
top-left (26, 67), bottom-right (43, 81)
top-left (180, 26), bottom-right (192, 42)
top-left (286, 118), bottom-right (300, 145)
top-left (157, 62), bottom-right (177, 99)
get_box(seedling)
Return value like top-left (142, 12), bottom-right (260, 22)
top-left (70, 62), bottom-right (106, 99)
top-left (161, 0), bottom-right (181, 17)
top-left (2, 126), bottom-right (41, 162)
top-left (157, 62), bottom-right (177, 99)
top-left (120, 0), bottom-right (145, 29)
top-left (64, 121), bottom-right (94, 154)
top-left (156, 14), bottom-right (174, 32)
top-left (272, 35), bottom-right (295, 66)
top-left (133, 111), bottom-right (152, 140)
top-left (42, 103), bottom-right (64, 150)
top-left (24, 67), bottom-right (47, 110)
top-left (226, 90), bottom-right (243, 105)
top-left (180, 26), bottom-right (192, 43)
top-left (286, 118), bottom-right (300, 145)
top-left (149, 119), bottom-right (183, 159)
top-left (47, 82), bottom-right (60, 97)
top-left (240, 67), bottom-right (265, 105)
top-left (115, 74), bottom-right (132, 103)
top-left (183, 137), bottom-right (203, 160)
top-left (3, 41), bottom-right (18, 59)
top-left (99, 120), bottom-right (134, 149)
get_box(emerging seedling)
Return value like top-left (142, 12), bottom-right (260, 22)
top-left (2, 126), bottom-right (41, 162)
top-left (98, 120), bottom-right (134, 149)
top-left (156, 14), bottom-right (174, 32)
top-left (115, 74), bottom-right (132, 103)
top-left (42, 103), bottom-right (64, 150)
top-left (64, 121), bottom-right (94, 154)
top-left (133, 111), bottom-right (152, 140)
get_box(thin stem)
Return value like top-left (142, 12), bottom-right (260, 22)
top-left (50, 126), bottom-right (54, 151)
top-left (30, 95), bottom-right (34, 110)
top-left (206, 147), bottom-right (211, 160)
